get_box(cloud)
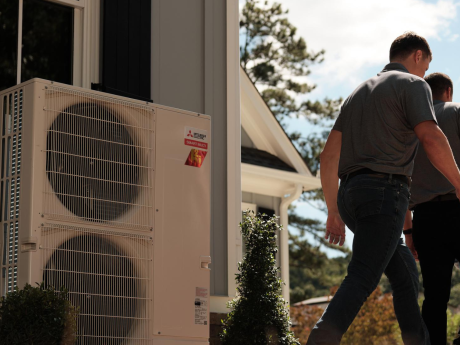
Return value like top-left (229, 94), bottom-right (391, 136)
top-left (269, 0), bottom-right (458, 89)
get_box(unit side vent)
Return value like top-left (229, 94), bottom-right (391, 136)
top-left (41, 224), bottom-right (153, 344)
top-left (0, 90), bottom-right (22, 295)
top-left (43, 86), bottom-right (154, 230)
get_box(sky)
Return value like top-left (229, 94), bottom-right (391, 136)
top-left (240, 0), bottom-right (460, 256)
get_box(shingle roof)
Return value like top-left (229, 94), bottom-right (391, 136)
top-left (241, 146), bottom-right (297, 172)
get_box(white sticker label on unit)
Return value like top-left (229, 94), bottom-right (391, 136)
top-left (195, 287), bottom-right (208, 325)
top-left (185, 127), bottom-right (208, 150)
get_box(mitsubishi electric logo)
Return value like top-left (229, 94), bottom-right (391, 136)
top-left (186, 129), bottom-right (206, 141)
top-left (184, 126), bottom-right (208, 150)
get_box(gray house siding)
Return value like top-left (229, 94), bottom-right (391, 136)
top-left (152, 0), bottom-right (228, 296)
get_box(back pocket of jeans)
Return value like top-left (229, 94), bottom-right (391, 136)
top-left (347, 186), bottom-right (385, 219)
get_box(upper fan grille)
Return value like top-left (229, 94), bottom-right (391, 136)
top-left (44, 87), bottom-right (154, 229)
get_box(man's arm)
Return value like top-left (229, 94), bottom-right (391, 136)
top-left (403, 209), bottom-right (417, 260)
top-left (403, 209), bottom-right (413, 230)
top-left (414, 121), bottom-right (460, 196)
top-left (320, 130), bottom-right (345, 246)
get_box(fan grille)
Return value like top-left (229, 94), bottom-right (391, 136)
top-left (44, 87), bottom-right (154, 229)
top-left (41, 224), bottom-right (153, 344)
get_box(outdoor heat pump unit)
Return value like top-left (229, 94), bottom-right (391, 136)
top-left (0, 79), bottom-right (211, 345)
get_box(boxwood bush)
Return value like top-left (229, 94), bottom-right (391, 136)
top-left (220, 212), bottom-right (299, 344)
top-left (0, 283), bottom-right (78, 344)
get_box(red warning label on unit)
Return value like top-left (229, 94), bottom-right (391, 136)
top-left (184, 138), bottom-right (208, 149)
top-left (185, 127), bottom-right (208, 150)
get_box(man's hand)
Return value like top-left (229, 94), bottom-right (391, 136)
top-left (405, 234), bottom-right (418, 261)
top-left (325, 212), bottom-right (346, 246)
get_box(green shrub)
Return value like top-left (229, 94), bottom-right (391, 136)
top-left (220, 212), bottom-right (300, 345)
top-left (450, 284), bottom-right (460, 308)
top-left (447, 309), bottom-right (460, 344)
top-left (0, 283), bottom-right (78, 345)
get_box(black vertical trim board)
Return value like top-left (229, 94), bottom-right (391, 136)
top-left (101, 0), bottom-right (151, 101)
top-left (139, 0), bottom-right (151, 94)
top-left (102, 0), bottom-right (117, 89)
top-left (128, 0), bottom-right (141, 96)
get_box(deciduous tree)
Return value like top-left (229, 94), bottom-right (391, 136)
top-left (291, 287), bottom-right (402, 344)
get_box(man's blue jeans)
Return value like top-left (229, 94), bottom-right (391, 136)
top-left (307, 174), bottom-right (429, 345)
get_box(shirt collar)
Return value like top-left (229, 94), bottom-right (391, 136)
top-left (380, 62), bottom-right (409, 74)
top-left (433, 100), bottom-right (444, 105)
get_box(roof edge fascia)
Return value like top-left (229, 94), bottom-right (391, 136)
top-left (242, 163), bottom-right (321, 197)
top-left (240, 67), bottom-right (312, 176)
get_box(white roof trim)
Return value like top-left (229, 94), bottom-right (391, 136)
top-left (240, 67), bottom-right (312, 176)
top-left (293, 296), bottom-right (332, 306)
top-left (242, 163), bottom-right (321, 197)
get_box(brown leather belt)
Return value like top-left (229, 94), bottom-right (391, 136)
top-left (341, 168), bottom-right (410, 186)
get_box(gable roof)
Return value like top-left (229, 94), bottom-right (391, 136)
top-left (240, 66), bottom-right (314, 177)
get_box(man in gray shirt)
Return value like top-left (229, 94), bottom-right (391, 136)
top-left (308, 32), bottom-right (460, 345)
top-left (405, 73), bottom-right (460, 344)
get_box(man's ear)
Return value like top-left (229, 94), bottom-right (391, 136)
top-left (415, 50), bottom-right (423, 63)
top-left (446, 87), bottom-right (453, 101)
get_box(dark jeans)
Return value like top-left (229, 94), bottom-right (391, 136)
top-left (307, 174), bottom-right (429, 345)
top-left (413, 199), bottom-right (460, 345)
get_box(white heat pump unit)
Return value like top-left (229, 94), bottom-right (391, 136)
top-left (0, 79), bottom-right (211, 345)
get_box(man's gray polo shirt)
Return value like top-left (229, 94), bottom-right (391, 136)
top-left (410, 101), bottom-right (460, 208)
top-left (333, 63), bottom-right (436, 178)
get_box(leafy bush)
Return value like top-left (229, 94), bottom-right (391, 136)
top-left (341, 286), bottom-right (401, 345)
top-left (447, 308), bottom-right (460, 343)
top-left (450, 284), bottom-right (460, 308)
top-left (290, 304), bottom-right (325, 343)
top-left (0, 283), bottom-right (78, 345)
top-left (292, 286), bottom-right (401, 345)
top-left (220, 212), bottom-right (299, 345)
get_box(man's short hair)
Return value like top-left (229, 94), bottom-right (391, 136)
top-left (425, 73), bottom-right (453, 99)
top-left (389, 32), bottom-right (432, 61)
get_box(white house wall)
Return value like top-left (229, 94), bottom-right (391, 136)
top-left (241, 126), bottom-right (255, 148)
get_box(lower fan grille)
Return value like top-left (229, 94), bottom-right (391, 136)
top-left (41, 224), bottom-right (153, 344)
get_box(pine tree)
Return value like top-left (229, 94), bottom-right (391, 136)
top-left (240, 0), bottom-right (348, 303)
